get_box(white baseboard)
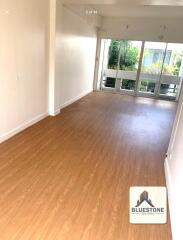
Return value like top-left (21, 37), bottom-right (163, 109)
top-left (49, 108), bottom-right (61, 117)
top-left (0, 90), bottom-right (92, 143)
top-left (54, 109), bottom-right (61, 116)
top-left (164, 158), bottom-right (174, 240)
top-left (60, 89), bottom-right (93, 110)
top-left (0, 112), bottom-right (48, 144)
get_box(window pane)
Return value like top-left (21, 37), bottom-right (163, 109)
top-left (162, 43), bottom-right (183, 76)
top-left (105, 77), bottom-right (116, 88)
top-left (160, 84), bottom-right (177, 97)
top-left (139, 80), bottom-right (155, 93)
top-left (141, 42), bottom-right (166, 74)
top-left (118, 40), bottom-right (142, 92)
top-left (121, 79), bottom-right (135, 90)
top-left (99, 39), bottom-right (118, 90)
top-left (119, 40), bottom-right (141, 71)
top-left (139, 42), bottom-right (166, 95)
top-left (108, 40), bottom-right (121, 69)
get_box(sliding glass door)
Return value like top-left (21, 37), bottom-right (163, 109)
top-left (98, 39), bottom-right (183, 101)
top-left (99, 39), bottom-right (142, 94)
top-left (100, 39), bottom-right (119, 91)
top-left (117, 40), bottom-right (142, 94)
top-left (137, 42), bottom-right (183, 100)
top-left (138, 42), bottom-right (167, 97)
top-left (158, 43), bottom-right (183, 100)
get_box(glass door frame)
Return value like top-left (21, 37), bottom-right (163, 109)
top-left (116, 40), bottom-right (144, 96)
top-left (98, 38), bottom-right (182, 101)
top-left (99, 38), bottom-right (144, 95)
top-left (99, 39), bottom-right (119, 93)
top-left (136, 41), bottom-right (168, 99)
top-left (157, 43), bottom-right (183, 100)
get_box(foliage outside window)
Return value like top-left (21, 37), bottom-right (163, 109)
top-left (142, 49), bottom-right (183, 76)
top-left (108, 40), bottom-right (139, 70)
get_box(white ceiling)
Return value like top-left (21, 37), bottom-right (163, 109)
top-left (62, 0), bottom-right (183, 18)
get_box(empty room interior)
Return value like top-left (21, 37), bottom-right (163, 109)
top-left (1, 0), bottom-right (183, 239)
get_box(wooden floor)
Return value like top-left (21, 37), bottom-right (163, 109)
top-left (0, 92), bottom-right (176, 240)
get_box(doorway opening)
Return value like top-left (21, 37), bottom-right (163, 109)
top-left (97, 39), bottom-right (183, 101)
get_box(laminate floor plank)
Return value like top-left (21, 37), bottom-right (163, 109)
top-left (0, 92), bottom-right (176, 240)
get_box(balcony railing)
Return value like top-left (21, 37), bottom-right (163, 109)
top-left (101, 69), bottom-right (182, 100)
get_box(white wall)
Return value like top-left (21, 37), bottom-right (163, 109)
top-left (0, 0), bottom-right (97, 142)
top-left (54, 3), bottom-right (97, 111)
top-left (0, 0), bottom-right (49, 143)
top-left (165, 85), bottom-right (183, 240)
top-left (100, 17), bottom-right (183, 43)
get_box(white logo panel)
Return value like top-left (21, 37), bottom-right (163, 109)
top-left (130, 186), bottom-right (167, 224)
